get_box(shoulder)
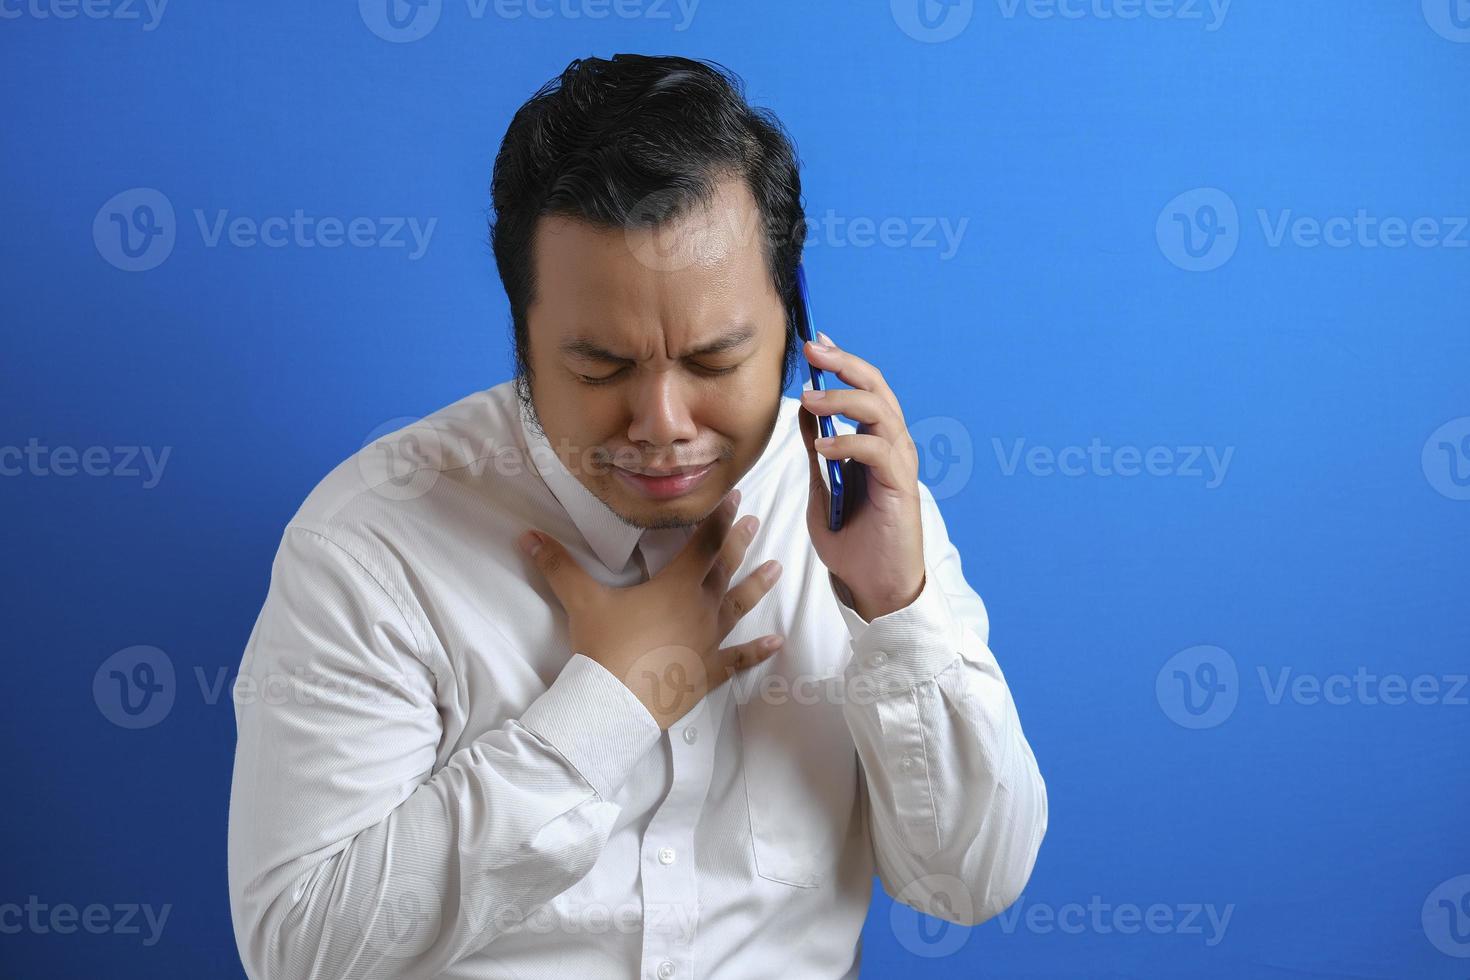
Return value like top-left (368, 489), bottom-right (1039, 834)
top-left (285, 380), bottom-right (522, 543)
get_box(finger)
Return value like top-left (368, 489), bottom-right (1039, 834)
top-left (803, 336), bottom-right (901, 416)
top-left (799, 387), bottom-right (903, 438)
top-left (705, 634), bottom-right (785, 692)
top-left (673, 487), bottom-right (740, 579)
top-left (813, 432), bottom-right (917, 492)
top-left (797, 407), bottom-right (830, 529)
top-left (718, 559), bottom-right (783, 637)
top-left (706, 511), bottom-right (758, 594)
top-left (518, 530), bottom-right (591, 610)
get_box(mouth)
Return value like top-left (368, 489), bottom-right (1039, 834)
top-left (621, 462), bottom-right (713, 477)
top-left (613, 461), bottom-right (716, 500)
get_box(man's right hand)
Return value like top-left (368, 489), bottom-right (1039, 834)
top-left (517, 488), bottom-right (783, 729)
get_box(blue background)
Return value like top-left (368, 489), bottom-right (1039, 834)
top-left (3, 1), bottom-right (1468, 977)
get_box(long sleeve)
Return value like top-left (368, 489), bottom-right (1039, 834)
top-left (831, 479), bottom-right (1048, 927)
top-left (227, 525), bottom-right (661, 980)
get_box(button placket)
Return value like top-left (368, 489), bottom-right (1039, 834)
top-left (640, 697), bottom-right (717, 979)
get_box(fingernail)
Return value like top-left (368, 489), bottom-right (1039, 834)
top-left (814, 436), bottom-right (834, 448)
top-left (521, 532), bottom-right (542, 557)
top-left (761, 635), bottom-right (784, 650)
top-left (803, 389), bottom-right (825, 400)
top-left (817, 331), bottom-right (834, 347)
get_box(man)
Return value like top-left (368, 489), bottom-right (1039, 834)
top-left (227, 53), bottom-right (1046, 980)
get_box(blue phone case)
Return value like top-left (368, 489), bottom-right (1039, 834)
top-left (793, 264), bottom-right (847, 531)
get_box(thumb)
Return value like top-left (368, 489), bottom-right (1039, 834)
top-left (798, 406), bottom-right (828, 526)
top-left (518, 530), bottom-right (588, 609)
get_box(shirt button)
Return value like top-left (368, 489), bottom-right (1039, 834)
top-left (682, 726), bottom-right (698, 744)
top-left (869, 651), bottom-right (888, 668)
top-left (658, 846), bottom-right (676, 865)
top-left (657, 961), bottom-right (676, 979)
top-left (900, 754), bottom-right (916, 771)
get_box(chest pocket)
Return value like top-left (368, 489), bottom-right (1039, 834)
top-left (729, 575), bottom-right (859, 889)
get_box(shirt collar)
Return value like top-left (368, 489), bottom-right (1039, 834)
top-left (516, 393), bottom-right (795, 575)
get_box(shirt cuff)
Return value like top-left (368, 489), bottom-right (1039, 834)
top-left (519, 653), bottom-right (662, 800)
top-left (834, 566), bottom-right (963, 697)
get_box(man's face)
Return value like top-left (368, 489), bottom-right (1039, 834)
top-left (524, 176), bottom-right (789, 531)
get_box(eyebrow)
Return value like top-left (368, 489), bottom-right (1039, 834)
top-left (558, 323), bottom-right (758, 363)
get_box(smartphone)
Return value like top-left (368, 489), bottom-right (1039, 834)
top-left (793, 263), bottom-right (848, 531)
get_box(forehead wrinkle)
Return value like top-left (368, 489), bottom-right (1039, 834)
top-left (558, 322), bottom-right (757, 363)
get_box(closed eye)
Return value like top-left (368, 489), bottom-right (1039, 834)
top-left (575, 363), bottom-right (739, 385)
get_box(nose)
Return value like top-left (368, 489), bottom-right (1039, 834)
top-left (626, 371), bottom-right (699, 450)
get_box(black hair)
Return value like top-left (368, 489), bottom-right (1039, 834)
top-left (489, 53), bottom-right (806, 418)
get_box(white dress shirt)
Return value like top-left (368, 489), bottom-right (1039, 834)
top-left (227, 379), bottom-right (1047, 980)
